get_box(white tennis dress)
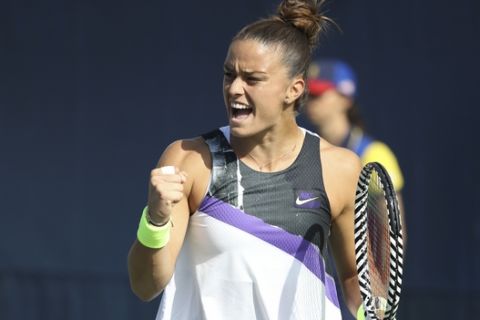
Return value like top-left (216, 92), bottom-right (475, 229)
top-left (155, 127), bottom-right (342, 320)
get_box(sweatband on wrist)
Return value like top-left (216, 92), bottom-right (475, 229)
top-left (357, 304), bottom-right (365, 320)
top-left (146, 207), bottom-right (171, 227)
top-left (137, 206), bottom-right (172, 249)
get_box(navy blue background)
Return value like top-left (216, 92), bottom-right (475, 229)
top-left (1, 0), bottom-right (479, 319)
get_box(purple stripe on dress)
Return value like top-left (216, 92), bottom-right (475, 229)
top-left (198, 195), bottom-right (340, 308)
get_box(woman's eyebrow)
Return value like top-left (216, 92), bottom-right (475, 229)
top-left (223, 64), bottom-right (268, 76)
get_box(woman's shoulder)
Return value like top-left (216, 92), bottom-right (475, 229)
top-left (320, 138), bottom-right (362, 177)
top-left (319, 138), bottom-right (362, 217)
top-left (158, 136), bottom-right (212, 210)
top-left (159, 136), bottom-right (211, 170)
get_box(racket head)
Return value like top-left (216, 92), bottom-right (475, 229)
top-left (354, 162), bottom-right (404, 320)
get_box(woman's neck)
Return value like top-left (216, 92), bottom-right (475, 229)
top-left (231, 121), bottom-right (303, 172)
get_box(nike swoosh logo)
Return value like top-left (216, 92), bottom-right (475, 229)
top-left (295, 196), bottom-right (319, 206)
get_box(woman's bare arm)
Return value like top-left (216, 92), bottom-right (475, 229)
top-left (322, 143), bottom-right (363, 317)
top-left (127, 138), bottom-right (210, 301)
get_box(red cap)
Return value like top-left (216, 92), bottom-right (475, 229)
top-left (307, 79), bottom-right (336, 96)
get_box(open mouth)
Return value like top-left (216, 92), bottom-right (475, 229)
top-left (231, 102), bottom-right (253, 120)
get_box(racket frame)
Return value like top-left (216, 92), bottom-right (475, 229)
top-left (354, 162), bottom-right (404, 320)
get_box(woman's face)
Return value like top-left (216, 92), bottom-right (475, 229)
top-left (223, 39), bottom-right (299, 138)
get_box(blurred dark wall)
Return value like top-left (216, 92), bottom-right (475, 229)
top-left (1, 0), bottom-right (479, 319)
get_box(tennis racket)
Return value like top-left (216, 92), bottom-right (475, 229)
top-left (354, 162), bottom-right (404, 320)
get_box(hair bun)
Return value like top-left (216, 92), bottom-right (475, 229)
top-left (276, 0), bottom-right (329, 48)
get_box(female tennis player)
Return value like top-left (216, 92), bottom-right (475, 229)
top-left (128, 0), bottom-right (363, 319)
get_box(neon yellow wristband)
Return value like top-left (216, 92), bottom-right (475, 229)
top-left (137, 206), bottom-right (172, 249)
top-left (357, 304), bottom-right (365, 320)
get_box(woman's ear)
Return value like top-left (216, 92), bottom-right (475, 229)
top-left (286, 77), bottom-right (305, 104)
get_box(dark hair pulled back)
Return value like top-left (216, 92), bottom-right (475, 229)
top-left (233, 0), bottom-right (330, 111)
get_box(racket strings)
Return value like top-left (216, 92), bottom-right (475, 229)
top-left (366, 169), bottom-right (391, 317)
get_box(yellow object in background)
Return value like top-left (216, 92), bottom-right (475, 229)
top-left (362, 141), bottom-right (404, 191)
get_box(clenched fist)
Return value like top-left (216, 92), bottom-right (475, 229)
top-left (147, 166), bottom-right (187, 225)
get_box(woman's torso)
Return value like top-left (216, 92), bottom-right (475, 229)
top-left (156, 126), bottom-right (342, 320)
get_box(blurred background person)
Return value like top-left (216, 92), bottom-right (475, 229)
top-left (305, 59), bottom-right (404, 193)
top-left (305, 59), bottom-right (404, 196)
top-left (305, 59), bottom-right (407, 320)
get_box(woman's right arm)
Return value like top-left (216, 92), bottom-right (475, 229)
top-left (321, 143), bottom-right (363, 317)
top-left (127, 138), bottom-right (209, 301)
